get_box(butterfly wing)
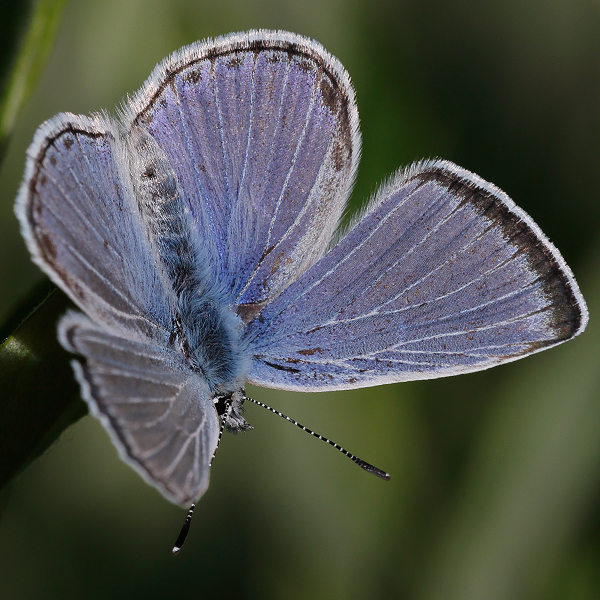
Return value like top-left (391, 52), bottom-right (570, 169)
top-left (16, 113), bottom-right (220, 505)
top-left (123, 30), bottom-right (360, 317)
top-left (247, 160), bottom-right (588, 391)
top-left (15, 113), bottom-right (173, 344)
top-left (59, 312), bottom-right (219, 506)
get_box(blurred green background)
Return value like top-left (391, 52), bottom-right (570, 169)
top-left (1, 0), bottom-right (599, 599)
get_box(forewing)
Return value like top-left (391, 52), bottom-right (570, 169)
top-left (124, 30), bottom-right (360, 315)
top-left (15, 113), bottom-right (173, 344)
top-left (247, 160), bottom-right (588, 391)
top-left (59, 312), bottom-right (219, 506)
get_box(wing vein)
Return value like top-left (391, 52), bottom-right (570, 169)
top-left (263, 70), bottom-right (320, 251)
top-left (267, 181), bottom-right (427, 313)
top-left (235, 58), bottom-right (293, 300)
top-left (42, 166), bottom-right (124, 266)
top-left (212, 59), bottom-right (233, 217)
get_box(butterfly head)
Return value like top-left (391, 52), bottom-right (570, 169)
top-left (213, 390), bottom-right (253, 433)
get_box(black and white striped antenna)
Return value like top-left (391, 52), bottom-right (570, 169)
top-left (243, 395), bottom-right (390, 481)
top-left (172, 394), bottom-right (389, 554)
top-left (172, 402), bottom-right (231, 555)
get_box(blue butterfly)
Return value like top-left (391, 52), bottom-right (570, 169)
top-left (16, 30), bottom-right (587, 518)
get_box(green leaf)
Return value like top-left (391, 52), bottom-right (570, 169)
top-left (0, 0), bottom-right (69, 155)
top-left (0, 282), bottom-right (86, 493)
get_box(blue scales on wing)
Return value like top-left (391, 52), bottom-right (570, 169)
top-left (124, 31), bottom-right (360, 317)
top-left (17, 113), bottom-right (174, 345)
top-left (246, 160), bottom-right (587, 391)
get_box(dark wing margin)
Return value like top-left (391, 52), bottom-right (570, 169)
top-left (247, 159), bottom-right (588, 391)
top-left (15, 112), bottom-right (174, 345)
top-left (122, 30), bottom-right (360, 317)
top-left (59, 312), bottom-right (219, 506)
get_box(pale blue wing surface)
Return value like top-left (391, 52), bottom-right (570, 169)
top-left (15, 113), bottom-right (174, 345)
top-left (59, 312), bottom-right (219, 506)
top-left (246, 160), bottom-right (588, 391)
top-left (124, 31), bottom-right (360, 317)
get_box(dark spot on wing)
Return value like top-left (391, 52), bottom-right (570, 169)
top-left (266, 52), bottom-right (282, 64)
top-left (338, 104), bottom-right (353, 157)
top-left (298, 348), bottom-right (322, 356)
top-left (31, 197), bottom-right (43, 221)
top-left (37, 229), bottom-right (57, 262)
top-left (236, 302), bottom-right (267, 323)
top-left (67, 275), bottom-right (86, 302)
top-left (297, 58), bottom-right (314, 73)
top-left (136, 112), bottom-right (153, 125)
top-left (183, 68), bottom-right (202, 84)
top-left (49, 155), bottom-right (56, 166)
top-left (271, 252), bottom-right (284, 274)
top-left (253, 244), bottom-right (275, 269)
top-left (320, 76), bottom-right (339, 114)
top-left (306, 325), bottom-right (323, 334)
top-left (64, 137), bottom-right (73, 149)
top-left (59, 267), bottom-right (85, 302)
top-left (264, 360), bottom-right (301, 374)
top-left (331, 141), bottom-right (346, 172)
top-left (226, 56), bottom-right (242, 68)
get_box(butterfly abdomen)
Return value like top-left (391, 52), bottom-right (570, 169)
top-left (129, 126), bottom-right (248, 391)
